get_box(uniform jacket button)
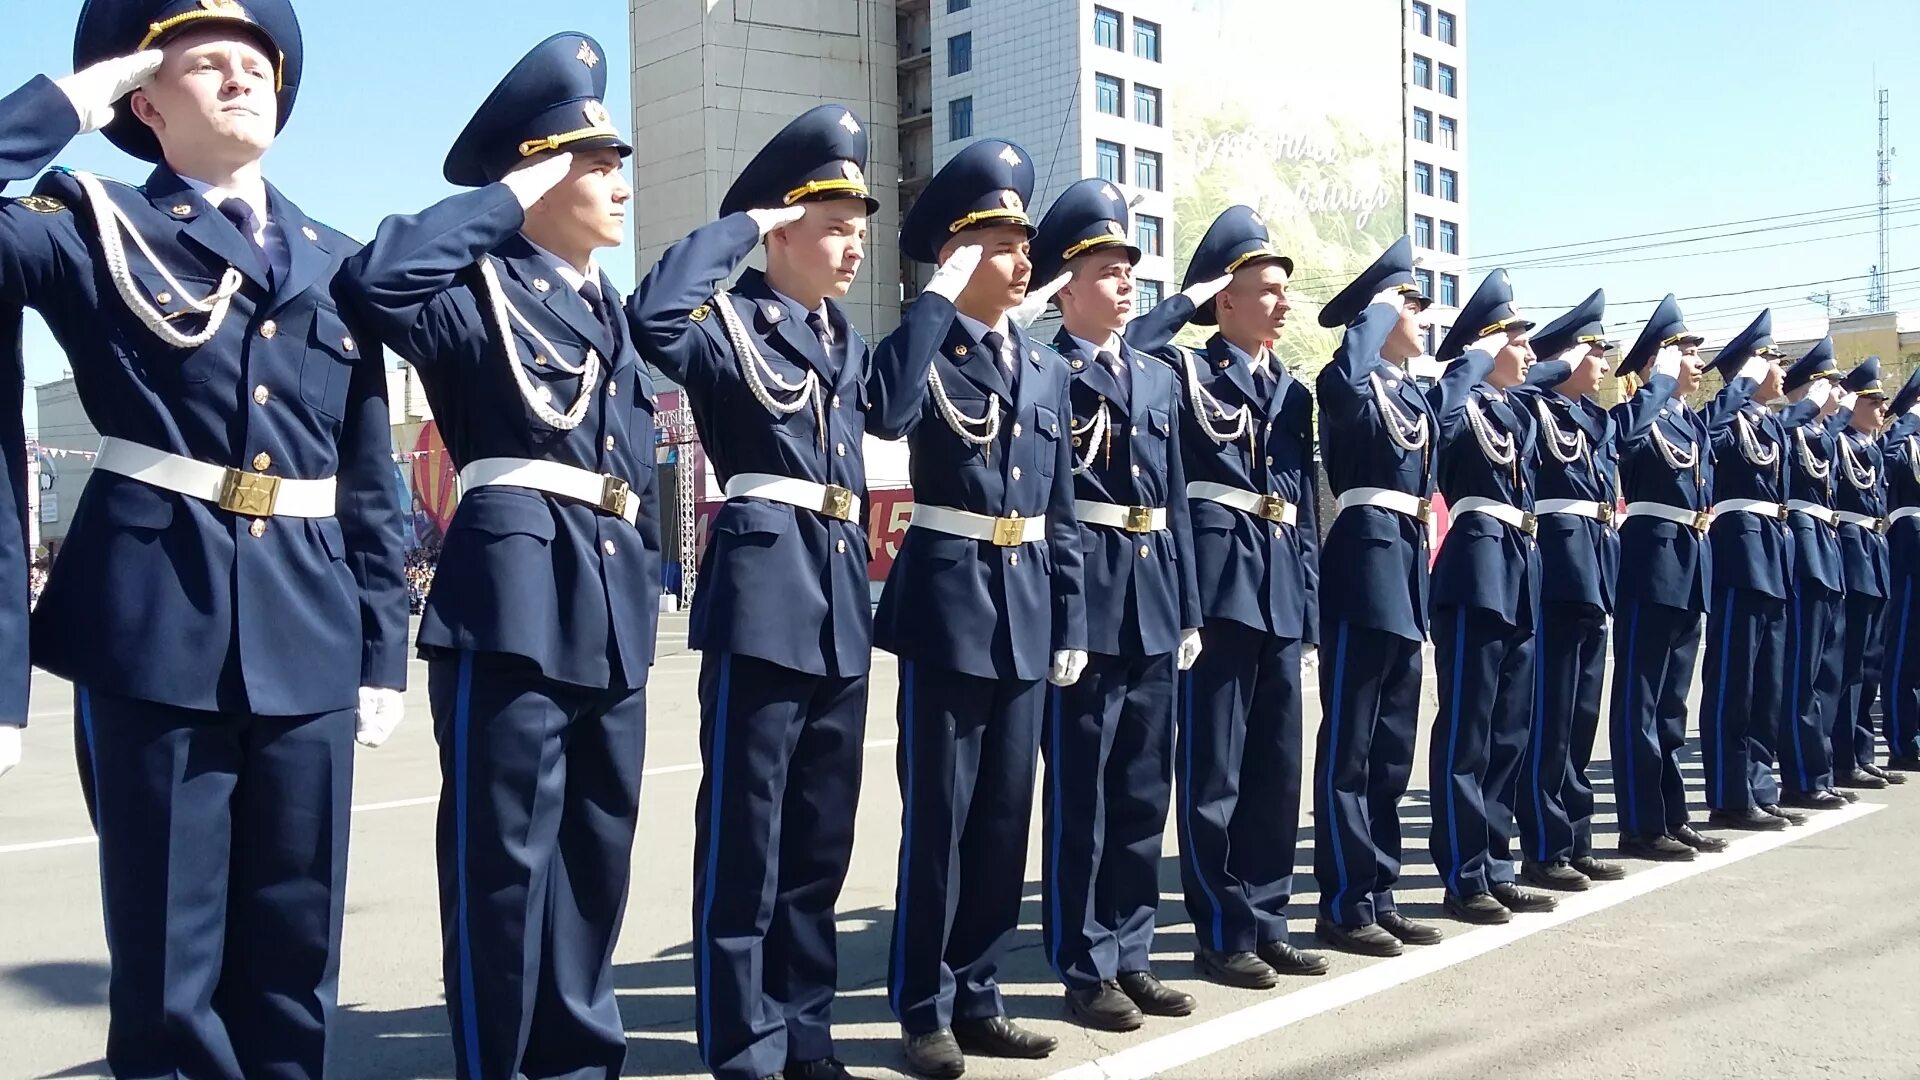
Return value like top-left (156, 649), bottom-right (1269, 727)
top-left (252, 451), bottom-right (272, 471)
top-left (249, 519), bottom-right (267, 538)
top-left (603, 539), bottom-right (617, 556)
top-left (259, 320), bottom-right (277, 340)
top-left (253, 384), bottom-right (270, 405)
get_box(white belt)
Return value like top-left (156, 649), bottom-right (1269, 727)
top-left (910, 504), bottom-right (1047, 546)
top-left (1836, 510), bottom-right (1887, 533)
top-left (459, 458), bottom-right (640, 526)
top-left (1448, 496), bottom-right (1537, 535)
top-left (1188, 481), bottom-right (1298, 526)
top-left (1074, 500), bottom-right (1167, 533)
top-left (1890, 507), bottom-right (1920, 527)
top-left (1713, 499), bottom-right (1788, 523)
top-left (1621, 501), bottom-right (1711, 533)
top-left (1335, 486), bottom-right (1433, 524)
top-left (725, 473), bottom-right (860, 524)
top-left (94, 436), bottom-right (337, 518)
top-left (1787, 500), bottom-right (1838, 527)
top-left (1534, 498), bottom-right (1615, 525)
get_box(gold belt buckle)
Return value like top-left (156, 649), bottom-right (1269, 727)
top-left (1876, 516), bottom-right (1890, 535)
top-left (1691, 509), bottom-right (1712, 533)
top-left (600, 475), bottom-right (631, 518)
top-left (1258, 496), bottom-right (1291, 524)
top-left (821, 484), bottom-right (857, 522)
top-left (1597, 502), bottom-right (1615, 526)
top-left (1776, 504), bottom-right (1791, 522)
top-left (1520, 511), bottom-right (1538, 536)
top-left (1124, 505), bottom-right (1156, 533)
top-left (991, 513), bottom-right (1026, 547)
top-left (1415, 498), bottom-right (1433, 525)
top-left (218, 469), bottom-right (280, 517)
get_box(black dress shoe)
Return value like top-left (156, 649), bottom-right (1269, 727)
top-left (1760, 803), bottom-right (1808, 826)
top-left (1863, 763), bottom-right (1907, 785)
top-left (1116, 971), bottom-right (1195, 1017)
top-left (1313, 919), bottom-right (1404, 956)
top-left (952, 1016), bottom-right (1057, 1060)
top-left (1443, 891), bottom-right (1511, 924)
top-left (1888, 755), bottom-right (1920, 772)
top-left (1570, 855), bottom-right (1627, 881)
top-left (900, 1029), bottom-right (965, 1080)
top-left (1257, 938), bottom-right (1331, 976)
top-left (1521, 860), bottom-right (1591, 891)
top-left (1669, 824), bottom-right (1729, 853)
top-left (1064, 982), bottom-right (1144, 1032)
top-left (1829, 787), bottom-right (1861, 803)
top-left (1193, 948), bottom-right (1278, 989)
top-left (1619, 834), bottom-right (1695, 861)
top-left (1490, 882), bottom-right (1559, 913)
top-left (786, 1060), bottom-right (872, 1080)
top-left (1708, 806), bottom-right (1788, 831)
top-left (1837, 767), bottom-right (1890, 790)
top-left (1377, 910), bottom-right (1445, 946)
top-left (1782, 789), bottom-right (1848, 810)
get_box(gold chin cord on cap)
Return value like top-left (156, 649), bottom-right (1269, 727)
top-left (1060, 234), bottom-right (1124, 262)
top-left (518, 127), bottom-right (619, 159)
top-left (1225, 248), bottom-right (1284, 274)
top-left (948, 208), bottom-right (1029, 233)
top-left (138, 6), bottom-right (286, 92)
top-left (782, 178), bottom-right (871, 205)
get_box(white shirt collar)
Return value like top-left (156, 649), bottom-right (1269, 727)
top-left (1068, 331), bottom-right (1122, 360)
top-left (953, 310), bottom-right (1012, 351)
top-left (520, 234), bottom-right (599, 293)
top-left (769, 286), bottom-right (833, 344)
top-left (180, 174), bottom-right (269, 245)
top-left (1224, 337), bottom-right (1273, 377)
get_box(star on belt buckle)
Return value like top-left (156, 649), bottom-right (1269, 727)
top-left (1257, 495), bottom-right (1290, 524)
top-left (1596, 502), bottom-right (1616, 526)
top-left (600, 475), bottom-right (632, 518)
top-left (218, 469), bottom-right (280, 517)
top-left (1124, 505), bottom-right (1155, 533)
top-left (1691, 509), bottom-right (1712, 533)
top-left (1520, 511), bottom-right (1538, 536)
top-left (821, 484), bottom-right (857, 522)
top-left (991, 513), bottom-right (1026, 547)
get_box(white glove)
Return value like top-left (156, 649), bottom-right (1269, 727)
top-left (1651, 345), bottom-right (1684, 381)
top-left (0, 725), bottom-right (19, 781)
top-left (1009, 271), bottom-right (1072, 329)
top-left (1808, 379), bottom-right (1835, 409)
top-left (1906, 402), bottom-right (1920, 419)
top-left (1183, 274), bottom-right (1235, 308)
top-left (1177, 629), bottom-right (1203, 671)
top-left (355, 687), bottom-right (405, 750)
top-left (502, 152), bottom-right (575, 209)
top-left (1735, 356), bottom-right (1769, 383)
top-left (1302, 644), bottom-right (1320, 674)
top-left (56, 50), bottom-right (164, 135)
top-left (1838, 391), bottom-right (1859, 412)
top-left (1048, 649), bottom-right (1089, 687)
top-left (747, 205), bottom-right (807, 238)
top-left (923, 244), bottom-right (982, 303)
top-left (1467, 330), bottom-right (1511, 357)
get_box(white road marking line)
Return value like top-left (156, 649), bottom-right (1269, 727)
top-left (1047, 801), bottom-right (1886, 1080)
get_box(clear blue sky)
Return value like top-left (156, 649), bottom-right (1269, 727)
top-left (5, 1), bottom-right (1918, 430)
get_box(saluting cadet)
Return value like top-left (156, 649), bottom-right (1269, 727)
top-left (1693, 311), bottom-right (1802, 832)
top-left (866, 138), bottom-right (1087, 1079)
top-left (1877, 369), bottom-right (1920, 774)
top-left (1778, 340), bottom-right (1854, 811)
top-left (338, 34), bottom-right (660, 1080)
top-left (1424, 271), bottom-right (1561, 924)
top-left (629, 104), bottom-right (880, 1080)
top-left (1608, 296), bottom-right (1729, 861)
top-left (2, 2), bottom-right (408, 1075)
top-left (1509, 293), bottom-right (1629, 890)
top-left (1830, 358), bottom-right (1904, 790)
top-left (1026, 179), bottom-right (1203, 1031)
top-left (1310, 238), bottom-right (1455, 957)
top-left (1127, 205), bottom-right (1331, 988)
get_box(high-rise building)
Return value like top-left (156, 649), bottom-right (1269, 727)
top-left (1404, 0), bottom-right (1469, 352)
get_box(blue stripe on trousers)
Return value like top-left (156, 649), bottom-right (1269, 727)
top-left (1528, 609), bottom-right (1548, 862)
top-left (1322, 623), bottom-right (1352, 920)
top-left (1178, 669), bottom-right (1225, 951)
top-left (1788, 590), bottom-right (1810, 792)
top-left (77, 688), bottom-right (109, 940)
top-left (1046, 685), bottom-right (1065, 973)
top-left (453, 651), bottom-right (482, 1077)
top-left (1895, 579), bottom-right (1914, 753)
top-left (888, 660), bottom-right (916, 1018)
top-left (1620, 603), bottom-right (1642, 836)
top-left (1443, 606), bottom-right (1468, 895)
top-left (696, 652), bottom-right (734, 1062)
top-left (1711, 588), bottom-right (1736, 808)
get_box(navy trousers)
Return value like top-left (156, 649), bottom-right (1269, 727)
top-left (1780, 586), bottom-right (1844, 796)
top-left (1429, 605), bottom-right (1534, 898)
top-left (1698, 587), bottom-right (1787, 811)
top-left (1172, 621), bottom-right (1304, 954)
top-left (74, 687), bottom-right (353, 1080)
top-left (1837, 594), bottom-right (1887, 771)
top-left (430, 652), bottom-right (647, 1080)
top-left (1041, 650), bottom-right (1176, 989)
top-left (888, 661), bottom-right (1045, 1035)
top-left (1519, 602), bottom-right (1608, 864)
top-left (1883, 574), bottom-right (1920, 760)
top-left (693, 652), bottom-right (868, 1080)
top-left (1313, 621), bottom-right (1423, 927)
top-left (1608, 600), bottom-right (1702, 841)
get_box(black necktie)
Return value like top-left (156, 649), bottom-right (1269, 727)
top-left (580, 279), bottom-right (622, 350)
top-left (1099, 349), bottom-right (1130, 406)
top-left (807, 311), bottom-right (843, 377)
top-left (982, 330), bottom-right (1016, 393)
top-left (218, 199), bottom-right (273, 286)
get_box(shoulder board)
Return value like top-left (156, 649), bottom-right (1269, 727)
top-left (11, 194), bottom-right (67, 214)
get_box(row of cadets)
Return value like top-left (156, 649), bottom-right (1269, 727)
top-left (1830, 358), bottom-right (1906, 790)
top-left (865, 138), bottom-right (1088, 1080)
top-left (1878, 371), bottom-right (1920, 773)
top-left (338, 32), bottom-right (663, 1080)
top-left (0, 1), bottom-right (410, 1076)
top-left (628, 104), bottom-right (882, 1080)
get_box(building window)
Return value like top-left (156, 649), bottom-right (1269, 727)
top-left (1413, 108), bottom-right (1432, 143)
top-left (1438, 62), bottom-right (1457, 97)
top-left (1413, 161), bottom-right (1433, 196)
top-left (1439, 167), bottom-right (1458, 201)
top-left (1096, 73), bottom-right (1124, 117)
top-left (1134, 17), bottom-right (1162, 61)
top-left (947, 33), bottom-right (971, 75)
top-left (1094, 6), bottom-right (1122, 50)
top-left (948, 0), bottom-right (970, 10)
top-left (1096, 139), bottom-right (1125, 184)
top-left (1137, 214), bottom-right (1164, 256)
top-left (1439, 273), bottom-right (1460, 308)
top-left (1422, 324), bottom-right (1438, 356)
top-left (1135, 148), bottom-right (1163, 191)
top-left (1415, 268), bottom-right (1436, 298)
top-left (1412, 1), bottom-right (1432, 35)
top-left (1438, 9), bottom-right (1457, 44)
top-left (1133, 83), bottom-right (1162, 127)
top-left (1414, 214), bottom-right (1434, 249)
top-left (949, 96), bottom-right (973, 140)
top-left (1137, 278), bottom-right (1164, 311)
top-left (1438, 115), bottom-right (1457, 149)
top-left (1438, 220), bottom-right (1459, 255)
top-left (1412, 54), bottom-right (1431, 89)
